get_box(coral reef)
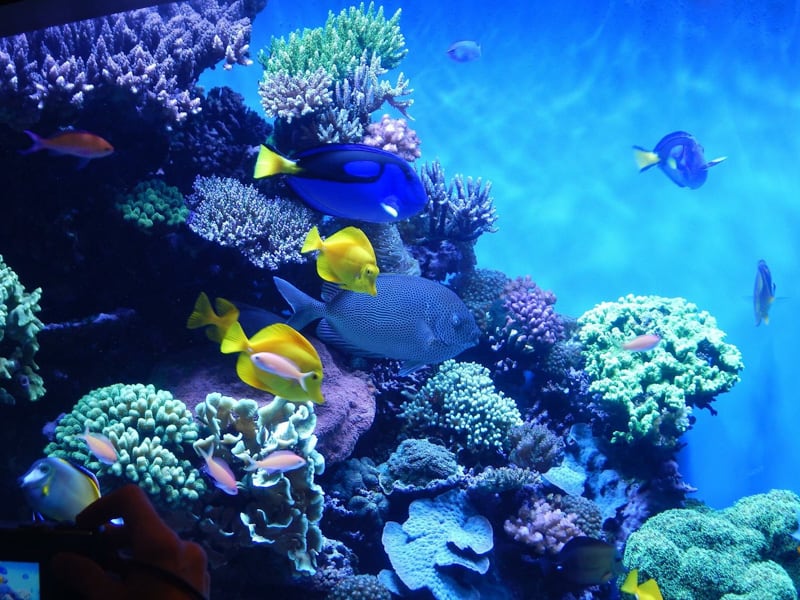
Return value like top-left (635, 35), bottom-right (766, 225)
top-left (115, 179), bottom-right (188, 230)
top-left (577, 294), bottom-right (744, 447)
top-left (362, 113), bottom-right (421, 161)
top-left (381, 489), bottom-right (494, 600)
top-left (44, 383), bottom-right (206, 507)
top-left (503, 497), bottom-right (584, 555)
top-left (328, 574), bottom-right (391, 600)
top-left (508, 421), bottom-right (565, 473)
top-left (0, 255), bottom-right (45, 404)
top-left (623, 490), bottom-right (800, 599)
top-left (400, 360), bottom-right (522, 456)
top-left (0, 0), bottom-right (263, 127)
top-left (186, 175), bottom-right (316, 270)
top-left (377, 438), bottom-right (463, 495)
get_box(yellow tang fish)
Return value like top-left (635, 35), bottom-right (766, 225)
top-left (621, 569), bottom-right (663, 600)
top-left (186, 292), bottom-right (240, 343)
top-left (301, 226), bottom-right (379, 296)
top-left (221, 321), bottom-right (324, 404)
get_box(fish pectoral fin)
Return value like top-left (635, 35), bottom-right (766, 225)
top-left (633, 147), bottom-right (660, 171)
top-left (380, 201), bottom-right (400, 218)
top-left (707, 156), bottom-right (727, 167)
top-left (399, 360), bottom-right (426, 376)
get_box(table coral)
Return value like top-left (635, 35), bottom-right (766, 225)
top-left (115, 179), bottom-right (188, 230)
top-left (44, 383), bottom-right (206, 507)
top-left (400, 359), bottom-right (522, 455)
top-left (623, 490), bottom-right (800, 600)
top-left (0, 255), bottom-right (45, 404)
top-left (577, 294), bottom-right (743, 447)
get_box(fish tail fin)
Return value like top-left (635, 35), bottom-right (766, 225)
top-left (638, 578), bottom-right (662, 599)
top-left (301, 226), bottom-right (323, 254)
top-left (253, 145), bottom-right (301, 179)
top-left (20, 130), bottom-right (44, 155)
top-left (196, 443), bottom-right (212, 461)
top-left (273, 276), bottom-right (325, 331)
top-left (620, 569), bottom-right (639, 594)
top-left (221, 321), bottom-right (250, 354)
top-left (187, 292), bottom-right (216, 329)
top-left (242, 455), bottom-right (258, 472)
top-left (215, 297), bottom-right (237, 317)
top-left (298, 370), bottom-right (316, 393)
top-left (633, 146), bottom-right (660, 171)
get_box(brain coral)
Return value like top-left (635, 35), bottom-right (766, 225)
top-left (577, 294), bottom-right (743, 447)
top-left (45, 383), bottom-right (206, 507)
top-left (623, 489), bottom-right (800, 600)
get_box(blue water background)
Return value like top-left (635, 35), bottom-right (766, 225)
top-left (201, 0), bottom-right (800, 509)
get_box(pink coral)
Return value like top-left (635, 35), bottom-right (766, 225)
top-left (503, 497), bottom-right (584, 554)
top-left (362, 113), bottom-right (421, 161)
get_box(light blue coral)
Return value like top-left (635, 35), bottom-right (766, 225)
top-left (44, 383), bottom-right (206, 506)
top-left (400, 360), bottom-right (522, 455)
top-left (577, 294), bottom-right (743, 447)
top-left (0, 255), bottom-right (45, 404)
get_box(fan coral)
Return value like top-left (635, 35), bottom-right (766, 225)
top-left (186, 175), bottom-right (316, 270)
top-left (362, 113), bottom-right (421, 161)
top-left (504, 497), bottom-right (584, 555)
top-left (577, 294), bottom-right (743, 447)
top-left (0, 255), bottom-right (45, 404)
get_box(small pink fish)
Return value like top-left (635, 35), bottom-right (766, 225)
top-left (250, 352), bottom-right (317, 392)
top-left (622, 334), bottom-right (661, 352)
top-left (78, 425), bottom-right (118, 465)
top-left (197, 445), bottom-right (238, 495)
top-left (21, 130), bottom-right (114, 165)
top-left (243, 450), bottom-right (307, 474)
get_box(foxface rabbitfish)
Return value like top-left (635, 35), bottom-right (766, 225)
top-left (633, 131), bottom-right (726, 189)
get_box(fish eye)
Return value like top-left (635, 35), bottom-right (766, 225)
top-left (311, 373), bottom-right (320, 380)
top-left (451, 314), bottom-right (462, 326)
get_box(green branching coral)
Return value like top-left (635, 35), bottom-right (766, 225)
top-left (400, 360), bottom-right (522, 455)
top-left (115, 179), bottom-right (189, 230)
top-left (577, 294), bottom-right (743, 447)
top-left (623, 490), bottom-right (800, 600)
top-left (45, 383), bottom-right (206, 507)
top-left (0, 255), bottom-right (45, 404)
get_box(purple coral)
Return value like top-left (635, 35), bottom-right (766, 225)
top-left (362, 113), bottom-right (421, 162)
top-left (0, 0), bottom-right (263, 127)
top-left (504, 497), bottom-right (584, 554)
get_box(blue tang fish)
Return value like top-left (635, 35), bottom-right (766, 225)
top-left (274, 275), bottom-right (480, 374)
top-left (540, 536), bottom-right (622, 586)
top-left (19, 457), bottom-right (101, 522)
top-left (753, 259), bottom-right (776, 326)
top-left (254, 144), bottom-right (428, 223)
top-left (633, 131), bottom-right (726, 189)
top-left (446, 40), bottom-right (481, 62)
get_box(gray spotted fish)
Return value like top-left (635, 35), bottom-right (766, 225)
top-left (273, 274), bottom-right (480, 374)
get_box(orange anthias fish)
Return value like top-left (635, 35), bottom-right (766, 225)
top-left (301, 225), bottom-right (380, 296)
top-left (77, 425), bottom-right (118, 465)
top-left (622, 334), bottom-right (661, 352)
top-left (221, 321), bottom-right (324, 404)
top-left (21, 130), bottom-right (114, 166)
top-left (197, 444), bottom-right (238, 495)
top-left (243, 450), bottom-right (307, 474)
top-left (186, 292), bottom-right (240, 343)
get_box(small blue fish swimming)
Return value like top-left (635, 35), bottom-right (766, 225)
top-left (18, 457), bottom-right (101, 522)
top-left (753, 259), bottom-right (776, 326)
top-left (633, 131), bottom-right (726, 189)
top-left (274, 274), bottom-right (480, 374)
top-left (253, 144), bottom-right (428, 223)
top-left (446, 40), bottom-right (481, 62)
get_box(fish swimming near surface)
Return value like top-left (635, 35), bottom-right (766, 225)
top-left (20, 130), bottom-right (114, 167)
top-left (301, 225), bottom-right (380, 296)
top-left (77, 425), bottom-right (118, 465)
top-left (621, 569), bottom-right (663, 600)
top-left (243, 450), bottom-right (307, 474)
top-left (753, 259), bottom-right (776, 326)
top-left (221, 321), bottom-right (325, 404)
top-left (633, 131), bottom-right (726, 189)
top-left (196, 444), bottom-right (238, 495)
top-left (622, 334), bottom-right (661, 352)
top-left (540, 536), bottom-right (622, 586)
top-left (18, 457), bottom-right (101, 522)
top-left (187, 292), bottom-right (240, 342)
top-left (446, 40), bottom-right (482, 62)
top-left (273, 274), bottom-right (480, 375)
top-left (253, 144), bottom-right (428, 223)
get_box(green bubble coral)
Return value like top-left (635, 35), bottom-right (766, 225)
top-left (400, 360), bottom-right (522, 455)
top-left (45, 383), bottom-right (206, 507)
top-left (115, 179), bottom-right (188, 230)
top-left (577, 294), bottom-right (743, 448)
top-left (0, 255), bottom-right (45, 403)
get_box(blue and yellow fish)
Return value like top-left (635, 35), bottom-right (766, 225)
top-left (253, 144), bottom-right (427, 223)
top-left (753, 259), bottom-right (776, 326)
top-left (18, 457), bottom-right (101, 522)
top-left (633, 131), bottom-right (726, 189)
top-left (301, 226), bottom-right (380, 296)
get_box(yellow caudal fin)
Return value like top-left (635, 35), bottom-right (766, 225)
top-left (253, 145), bottom-right (302, 179)
top-left (633, 147), bottom-right (661, 171)
top-left (301, 226), bottom-right (324, 254)
top-left (221, 321), bottom-right (250, 354)
top-left (621, 569), bottom-right (639, 595)
top-left (638, 578), bottom-right (663, 600)
top-left (215, 297), bottom-right (238, 318)
top-left (187, 292), bottom-right (214, 329)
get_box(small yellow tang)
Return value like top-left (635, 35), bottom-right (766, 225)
top-left (301, 226), bottom-right (379, 296)
top-left (221, 321), bottom-right (325, 404)
top-left (186, 292), bottom-right (240, 343)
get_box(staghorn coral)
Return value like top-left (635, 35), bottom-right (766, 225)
top-left (186, 175), bottom-right (316, 270)
top-left (258, 67), bottom-right (333, 123)
top-left (0, 0), bottom-right (262, 127)
top-left (44, 383), bottom-right (206, 507)
top-left (504, 497), bottom-right (584, 555)
top-left (0, 255), bottom-right (45, 404)
top-left (577, 294), bottom-right (743, 447)
top-left (115, 179), bottom-right (188, 230)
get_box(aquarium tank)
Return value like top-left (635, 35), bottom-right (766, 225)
top-left (1, 0), bottom-right (799, 598)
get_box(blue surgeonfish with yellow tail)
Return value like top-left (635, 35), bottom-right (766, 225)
top-left (18, 457), bottom-right (101, 522)
top-left (753, 259), bottom-right (776, 326)
top-left (633, 131), bottom-right (725, 189)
